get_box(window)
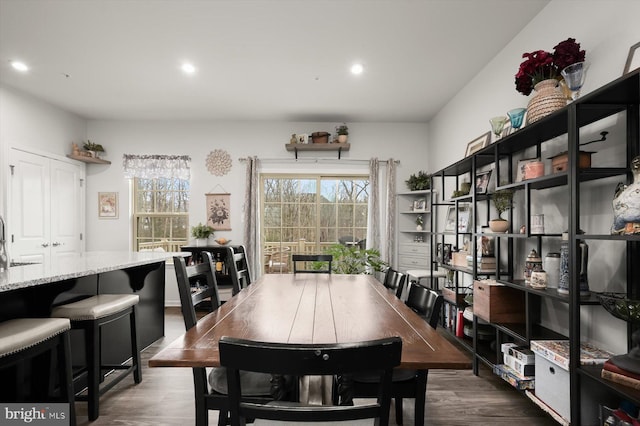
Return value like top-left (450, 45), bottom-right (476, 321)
top-left (133, 177), bottom-right (190, 252)
top-left (261, 175), bottom-right (369, 260)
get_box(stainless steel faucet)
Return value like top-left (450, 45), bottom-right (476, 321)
top-left (0, 215), bottom-right (8, 271)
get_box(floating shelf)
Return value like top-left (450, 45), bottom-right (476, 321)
top-left (67, 154), bottom-right (111, 164)
top-left (285, 143), bottom-right (350, 159)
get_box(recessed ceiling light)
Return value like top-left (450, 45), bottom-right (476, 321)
top-left (350, 63), bottom-right (364, 75)
top-left (181, 62), bottom-right (196, 75)
top-left (11, 61), bottom-right (29, 72)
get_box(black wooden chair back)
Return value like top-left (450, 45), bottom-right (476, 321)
top-left (382, 268), bottom-right (407, 299)
top-left (224, 245), bottom-right (252, 295)
top-left (349, 283), bottom-right (444, 425)
top-left (220, 336), bottom-right (402, 426)
top-left (406, 283), bottom-right (444, 329)
top-left (292, 254), bottom-right (333, 274)
top-left (174, 252), bottom-right (221, 329)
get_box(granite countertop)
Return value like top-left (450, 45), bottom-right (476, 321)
top-left (0, 251), bottom-right (189, 293)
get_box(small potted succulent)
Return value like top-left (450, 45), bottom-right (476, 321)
top-left (191, 222), bottom-right (215, 246)
top-left (335, 123), bottom-right (349, 143)
top-left (416, 215), bottom-right (424, 231)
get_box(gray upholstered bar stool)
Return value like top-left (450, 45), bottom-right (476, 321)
top-left (0, 318), bottom-right (76, 426)
top-left (51, 294), bottom-right (141, 421)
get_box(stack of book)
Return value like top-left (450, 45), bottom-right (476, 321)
top-left (494, 343), bottom-right (536, 390)
top-left (466, 255), bottom-right (497, 272)
top-left (601, 359), bottom-right (640, 390)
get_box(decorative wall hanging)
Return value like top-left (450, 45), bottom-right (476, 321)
top-left (98, 192), bottom-right (118, 219)
top-left (206, 149), bottom-right (232, 176)
top-left (206, 193), bottom-right (231, 230)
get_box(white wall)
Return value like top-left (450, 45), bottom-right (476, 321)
top-left (426, 0), bottom-right (640, 354)
top-left (86, 120), bottom-right (429, 305)
top-left (0, 83), bottom-right (87, 228)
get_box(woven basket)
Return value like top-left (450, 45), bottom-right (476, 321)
top-left (526, 79), bottom-right (567, 124)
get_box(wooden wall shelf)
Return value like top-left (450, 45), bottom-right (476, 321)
top-left (67, 154), bottom-right (111, 164)
top-left (285, 143), bottom-right (350, 159)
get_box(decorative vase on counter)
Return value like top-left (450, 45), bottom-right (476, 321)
top-left (526, 79), bottom-right (567, 124)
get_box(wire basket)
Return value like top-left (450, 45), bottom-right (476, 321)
top-left (596, 292), bottom-right (640, 323)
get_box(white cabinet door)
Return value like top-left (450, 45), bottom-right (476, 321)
top-left (9, 149), bottom-right (83, 263)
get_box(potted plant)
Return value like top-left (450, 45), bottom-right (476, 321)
top-left (323, 244), bottom-right (386, 275)
top-left (416, 215), bottom-right (424, 231)
top-left (83, 140), bottom-right (105, 158)
top-left (405, 171), bottom-right (431, 191)
top-left (335, 123), bottom-right (349, 143)
top-left (191, 222), bottom-right (215, 246)
top-left (489, 188), bottom-right (514, 233)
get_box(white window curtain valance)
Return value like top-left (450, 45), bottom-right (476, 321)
top-left (123, 154), bottom-right (191, 180)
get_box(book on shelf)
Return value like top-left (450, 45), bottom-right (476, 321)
top-left (601, 368), bottom-right (640, 390)
top-left (601, 359), bottom-right (640, 390)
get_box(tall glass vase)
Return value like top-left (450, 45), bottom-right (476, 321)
top-left (526, 79), bottom-right (567, 124)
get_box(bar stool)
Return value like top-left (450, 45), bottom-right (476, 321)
top-left (51, 294), bottom-right (141, 421)
top-left (0, 318), bottom-right (76, 426)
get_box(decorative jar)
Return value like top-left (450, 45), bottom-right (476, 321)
top-left (544, 252), bottom-right (561, 288)
top-left (524, 249), bottom-right (542, 285)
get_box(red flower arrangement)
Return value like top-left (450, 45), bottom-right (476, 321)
top-left (515, 38), bottom-right (586, 96)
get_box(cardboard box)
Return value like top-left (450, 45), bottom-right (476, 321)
top-left (531, 340), bottom-right (613, 424)
top-left (549, 151), bottom-right (593, 173)
top-left (473, 280), bottom-right (525, 323)
top-left (451, 251), bottom-right (468, 267)
top-left (442, 286), bottom-right (466, 305)
top-left (504, 353), bottom-right (535, 377)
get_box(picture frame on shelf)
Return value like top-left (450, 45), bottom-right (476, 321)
top-left (501, 122), bottom-right (512, 138)
top-left (457, 205), bottom-right (472, 233)
top-left (444, 206), bottom-right (457, 232)
top-left (624, 41), bottom-right (640, 75)
top-left (437, 242), bottom-right (452, 265)
top-left (475, 170), bottom-right (492, 195)
top-left (516, 158), bottom-right (539, 182)
top-left (297, 133), bottom-right (309, 144)
top-left (465, 131), bottom-right (491, 157)
top-left (413, 199), bottom-right (428, 212)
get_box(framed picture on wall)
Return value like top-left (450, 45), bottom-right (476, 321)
top-left (98, 192), bottom-right (118, 219)
top-left (206, 193), bottom-right (231, 230)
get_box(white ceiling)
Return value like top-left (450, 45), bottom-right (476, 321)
top-left (0, 0), bottom-right (549, 122)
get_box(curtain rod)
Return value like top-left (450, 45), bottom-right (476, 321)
top-left (238, 157), bottom-right (400, 164)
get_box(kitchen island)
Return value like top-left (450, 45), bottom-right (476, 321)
top-left (0, 251), bottom-right (187, 362)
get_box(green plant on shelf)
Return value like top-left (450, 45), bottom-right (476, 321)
top-left (405, 171), bottom-right (431, 191)
top-left (83, 140), bottom-right (105, 153)
top-left (492, 188), bottom-right (514, 219)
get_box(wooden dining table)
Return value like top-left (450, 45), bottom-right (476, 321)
top-left (150, 273), bottom-right (471, 424)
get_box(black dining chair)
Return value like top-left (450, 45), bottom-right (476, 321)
top-left (349, 283), bottom-right (444, 425)
top-left (224, 245), bottom-right (252, 295)
top-left (292, 254), bottom-right (333, 274)
top-left (173, 252), bottom-right (274, 426)
top-left (382, 267), bottom-right (407, 299)
top-left (220, 336), bottom-right (402, 426)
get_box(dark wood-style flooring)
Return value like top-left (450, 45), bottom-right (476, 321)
top-left (74, 307), bottom-right (556, 425)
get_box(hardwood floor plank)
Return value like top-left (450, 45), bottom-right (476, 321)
top-left (75, 307), bottom-right (556, 425)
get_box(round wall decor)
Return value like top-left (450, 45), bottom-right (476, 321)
top-left (206, 149), bottom-right (232, 176)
